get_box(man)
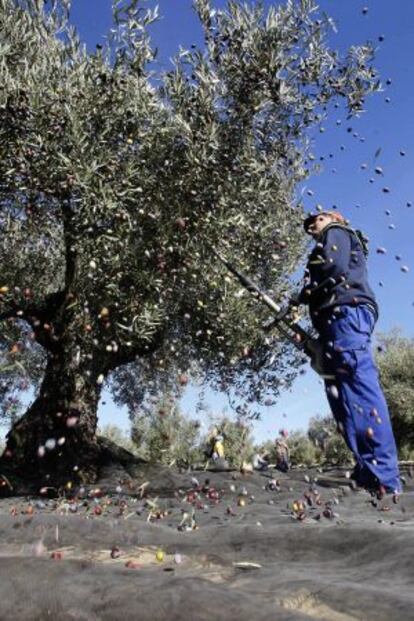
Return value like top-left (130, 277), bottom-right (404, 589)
top-left (204, 426), bottom-right (228, 470)
top-left (274, 435), bottom-right (290, 473)
top-left (292, 210), bottom-right (401, 497)
top-left (252, 450), bottom-right (270, 471)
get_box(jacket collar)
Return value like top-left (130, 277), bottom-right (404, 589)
top-left (315, 222), bottom-right (353, 242)
top-left (314, 222), bottom-right (368, 256)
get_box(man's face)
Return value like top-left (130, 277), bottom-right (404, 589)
top-left (306, 213), bottom-right (334, 238)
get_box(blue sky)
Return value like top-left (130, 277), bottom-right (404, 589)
top-left (67, 0), bottom-right (414, 442)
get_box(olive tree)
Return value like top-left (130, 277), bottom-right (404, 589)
top-left (131, 399), bottom-right (204, 467)
top-left (307, 414), bottom-right (352, 465)
top-left (97, 423), bottom-right (138, 455)
top-left (0, 320), bottom-right (45, 426)
top-left (376, 331), bottom-right (414, 459)
top-left (0, 0), bottom-right (379, 485)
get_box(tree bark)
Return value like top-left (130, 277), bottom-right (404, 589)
top-left (1, 343), bottom-right (104, 489)
top-left (0, 275), bottom-right (164, 491)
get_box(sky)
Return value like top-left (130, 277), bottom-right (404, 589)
top-left (47, 0), bottom-right (414, 442)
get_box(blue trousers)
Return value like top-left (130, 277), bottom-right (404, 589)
top-left (313, 305), bottom-right (401, 494)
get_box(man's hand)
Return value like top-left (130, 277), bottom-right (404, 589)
top-left (289, 289), bottom-right (305, 307)
top-left (262, 316), bottom-right (277, 331)
top-left (288, 293), bottom-right (301, 308)
top-left (304, 338), bottom-right (334, 378)
top-left (290, 286), bottom-right (313, 307)
top-left (262, 306), bottom-right (291, 331)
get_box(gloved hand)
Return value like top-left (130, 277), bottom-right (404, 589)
top-left (304, 338), bottom-right (334, 379)
top-left (289, 291), bottom-right (302, 307)
top-left (262, 316), bottom-right (277, 331)
top-left (262, 306), bottom-right (291, 332)
top-left (290, 287), bottom-right (312, 307)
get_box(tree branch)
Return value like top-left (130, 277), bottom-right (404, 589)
top-left (104, 324), bottom-right (167, 373)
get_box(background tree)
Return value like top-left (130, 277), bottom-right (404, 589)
top-left (307, 414), bottom-right (352, 466)
top-left (376, 331), bottom-right (414, 460)
top-left (255, 432), bottom-right (316, 466)
top-left (130, 395), bottom-right (204, 467)
top-left (280, 430), bottom-right (317, 467)
top-left (0, 320), bottom-right (45, 426)
top-left (97, 423), bottom-right (138, 456)
top-left (202, 413), bottom-right (255, 468)
top-left (0, 0), bottom-right (379, 485)
top-left (323, 433), bottom-right (353, 466)
top-left (307, 415), bottom-right (332, 453)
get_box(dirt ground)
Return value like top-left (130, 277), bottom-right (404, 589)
top-left (0, 462), bottom-right (413, 621)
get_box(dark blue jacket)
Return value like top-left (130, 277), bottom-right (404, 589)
top-left (299, 223), bottom-right (378, 320)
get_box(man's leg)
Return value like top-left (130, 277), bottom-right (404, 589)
top-left (318, 312), bottom-right (365, 474)
top-left (338, 348), bottom-right (401, 493)
top-left (324, 378), bottom-right (363, 469)
top-left (319, 306), bottom-right (401, 493)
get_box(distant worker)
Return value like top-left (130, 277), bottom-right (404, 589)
top-left (204, 426), bottom-right (226, 469)
top-left (252, 450), bottom-right (270, 471)
top-left (212, 434), bottom-right (225, 461)
top-left (291, 210), bottom-right (401, 497)
top-left (275, 435), bottom-right (290, 473)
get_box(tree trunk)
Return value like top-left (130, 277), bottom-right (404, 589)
top-left (1, 344), bottom-right (104, 490)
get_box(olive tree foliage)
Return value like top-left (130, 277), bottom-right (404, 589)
top-left (97, 423), bottom-right (138, 455)
top-left (257, 416), bottom-right (352, 467)
top-left (376, 331), bottom-right (414, 459)
top-left (99, 407), bottom-right (254, 469)
top-left (130, 397), bottom-right (204, 467)
top-left (0, 0), bottom-right (380, 441)
top-left (283, 430), bottom-right (317, 466)
top-left (307, 414), bottom-right (352, 465)
top-left (203, 414), bottom-right (256, 467)
top-left (0, 321), bottom-right (45, 424)
top-left (258, 431), bottom-right (317, 466)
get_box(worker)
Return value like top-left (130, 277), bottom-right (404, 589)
top-left (292, 210), bottom-right (401, 497)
